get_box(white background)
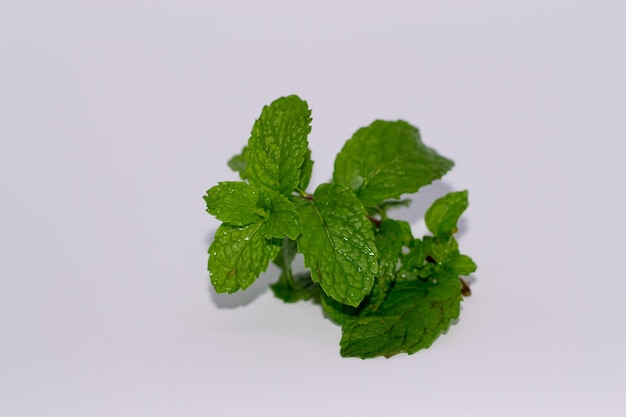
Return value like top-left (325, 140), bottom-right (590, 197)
top-left (2, 1), bottom-right (625, 416)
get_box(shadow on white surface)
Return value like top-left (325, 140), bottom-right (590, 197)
top-left (207, 271), bottom-right (276, 309)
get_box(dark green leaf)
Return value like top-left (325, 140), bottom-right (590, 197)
top-left (401, 238), bottom-right (426, 270)
top-left (333, 120), bottom-right (454, 207)
top-left (271, 272), bottom-right (319, 303)
top-left (363, 219), bottom-right (413, 313)
top-left (340, 278), bottom-right (462, 358)
top-left (320, 291), bottom-right (359, 325)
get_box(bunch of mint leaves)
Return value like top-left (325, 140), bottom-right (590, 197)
top-left (204, 95), bottom-right (476, 359)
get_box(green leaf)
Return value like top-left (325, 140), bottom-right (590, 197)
top-left (399, 235), bottom-right (476, 284)
top-left (204, 182), bottom-right (268, 226)
top-left (262, 193), bottom-right (301, 240)
top-left (294, 183), bottom-right (378, 307)
top-left (208, 223), bottom-right (280, 293)
top-left (423, 235), bottom-right (459, 264)
top-left (320, 292), bottom-right (359, 325)
top-left (340, 278), bottom-right (462, 358)
top-left (401, 238), bottom-right (426, 270)
top-left (298, 148), bottom-right (314, 191)
top-left (246, 95), bottom-right (312, 196)
top-left (227, 147), bottom-right (248, 180)
top-left (383, 218), bottom-right (414, 247)
top-left (333, 120), bottom-right (454, 207)
top-left (447, 253), bottom-right (477, 276)
top-left (363, 219), bottom-right (413, 313)
top-left (205, 181), bottom-right (301, 240)
top-left (271, 272), bottom-right (319, 303)
top-left (425, 190), bottom-right (469, 238)
top-left (397, 238), bottom-right (433, 281)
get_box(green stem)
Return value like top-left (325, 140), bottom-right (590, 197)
top-left (279, 237), bottom-right (297, 288)
top-left (294, 187), bottom-right (312, 199)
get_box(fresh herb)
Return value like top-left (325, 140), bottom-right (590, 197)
top-left (204, 95), bottom-right (476, 359)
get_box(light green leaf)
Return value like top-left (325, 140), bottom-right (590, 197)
top-left (204, 182), bottom-right (268, 226)
top-left (208, 223), bottom-right (280, 293)
top-left (294, 183), bottom-right (378, 307)
top-left (340, 278), bottom-right (462, 358)
top-left (425, 190), bottom-right (469, 238)
top-left (333, 120), bottom-right (454, 207)
top-left (246, 95), bottom-right (312, 196)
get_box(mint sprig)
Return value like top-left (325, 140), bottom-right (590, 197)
top-left (203, 95), bottom-right (477, 358)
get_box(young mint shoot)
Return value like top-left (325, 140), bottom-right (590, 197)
top-left (204, 95), bottom-right (476, 359)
